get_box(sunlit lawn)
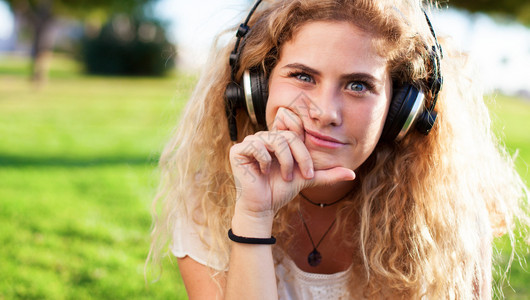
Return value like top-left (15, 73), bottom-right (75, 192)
top-left (0, 54), bottom-right (192, 299)
top-left (0, 54), bottom-right (529, 299)
top-left (487, 93), bottom-right (530, 299)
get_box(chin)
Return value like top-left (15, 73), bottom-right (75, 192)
top-left (309, 151), bottom-right (357, 171)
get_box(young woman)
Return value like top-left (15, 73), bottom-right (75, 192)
top-left (147, 0), bottom-right (529, 298)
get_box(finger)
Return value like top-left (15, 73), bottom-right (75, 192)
top-left (259, 130), bottom-right (313, 180)
top-left (308, 167), bottom-right (356, 187)
top-left (230, 138), bottom-right (272, 175)
top-left (281, 131), bottom-right (314, 179)
top-left (259, 132), bottom-right (294, 181)
top-left (270, 107), bottom-right (305, 141)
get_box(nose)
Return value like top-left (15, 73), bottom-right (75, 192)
top-left (308, 84), bottom-right (343, 127)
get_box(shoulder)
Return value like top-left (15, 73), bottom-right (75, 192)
top-left (177, 255), bottom-right (226, 299)
top-left (170, 179), bottom-right (231, 271)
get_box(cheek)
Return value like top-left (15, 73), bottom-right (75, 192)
top-left (264, 96), bottom-right (276, 128)
top-left (265, 81), bottom-right (298, 126)
top-left (373, 98), bottom-right (390, 129)
top-left (353, 97), bottom-right (390, 142)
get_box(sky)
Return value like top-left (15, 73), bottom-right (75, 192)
top-left (0, 1), bottom-right (13, 38)
top-left (0, 0), bottom-right (529, 94)
top-left (153, 0), bottom-right (249, 68)
top-left (153, 0), bottom-right (530, 95)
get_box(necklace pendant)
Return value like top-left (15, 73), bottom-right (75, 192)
top-left (308, 249), bottom-right (322, 267)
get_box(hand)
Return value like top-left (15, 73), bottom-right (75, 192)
top-left (229, 108), bottom-right (356, 216)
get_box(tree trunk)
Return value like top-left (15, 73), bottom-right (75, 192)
top-left (29, 0), bottom-right (54, 83)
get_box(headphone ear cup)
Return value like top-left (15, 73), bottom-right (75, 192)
top-left (225, 81), bottom-right (245, 141)
top-left (381, 84), bottom-right (424, 142)
top-left (247, 67), bottom-right (269, 128)
top-left (225, 82), bottom-right (244, 108)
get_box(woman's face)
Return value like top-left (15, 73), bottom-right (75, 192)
top-left (266, 21), bottom-right (392, 172)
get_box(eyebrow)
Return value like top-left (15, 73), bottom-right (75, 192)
top-left (282, 63), bottom-right (383, 88)
top-left (282, 63), bottom-right (321, 76)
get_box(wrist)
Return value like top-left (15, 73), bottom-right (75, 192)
top-left (228, 229), bottom-right (276, 244)
top-left (232, 203), bottom-right (275, 238)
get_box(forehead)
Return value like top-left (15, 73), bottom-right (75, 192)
top-left (278, 21), bottom-right (388, 75)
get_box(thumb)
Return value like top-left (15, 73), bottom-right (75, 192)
top-left (307, 167), bottom-right (356, 188)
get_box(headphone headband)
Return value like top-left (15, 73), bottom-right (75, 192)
top-left (422, 9), bottom-right (443, 112)
top-left (228, 0), bottom-right (263, 74)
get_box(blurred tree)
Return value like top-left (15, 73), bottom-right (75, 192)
top-left (82, 15), bottom-right (175, 76)
top-left (4, 0), bottom-right (156, 83)
top-left (444, 0), bottom-right (530, 25)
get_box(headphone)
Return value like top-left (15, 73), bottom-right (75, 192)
top-left (225, 0), bottom-right (443, 142)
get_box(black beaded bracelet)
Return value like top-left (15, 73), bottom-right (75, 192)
top-left (228, 228), bottom-right (276, 245)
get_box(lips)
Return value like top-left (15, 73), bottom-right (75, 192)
top-left (304, 128), bottom-right (346, 149)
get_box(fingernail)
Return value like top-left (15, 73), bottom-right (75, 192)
top-left (307, 168), bottom-right (314, 178)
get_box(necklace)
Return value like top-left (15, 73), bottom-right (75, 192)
top-left (298, 209), bottom-right (337, 267)
top-left (299, 189), bottom-right (352, 208)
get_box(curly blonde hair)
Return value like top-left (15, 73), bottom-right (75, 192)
top-left (147, 0), bottom-right (529, 298)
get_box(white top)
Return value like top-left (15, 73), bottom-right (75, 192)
top-left (171, 209), bottom-right (352, 299)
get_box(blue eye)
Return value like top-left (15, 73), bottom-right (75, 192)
top-left (347, 81), bottom-right (366, 92)
top-left (293, 73), bottom-right (313, 83)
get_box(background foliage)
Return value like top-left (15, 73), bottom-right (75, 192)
top-left (2, 0), bottom-right (163, 81)
top-left (448, 0), bottom-right (530, 25)
top-left (82, 15), bottom-right (175, 76)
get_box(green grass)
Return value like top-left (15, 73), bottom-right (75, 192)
top-left (486, 95), bottom-right (530, 299)
top-left (0, 54), bottom-right (194, 299)
top-left (488, 94), bottom-right (530, 181)
top-left (1, 54), bottom-right (529, 299)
